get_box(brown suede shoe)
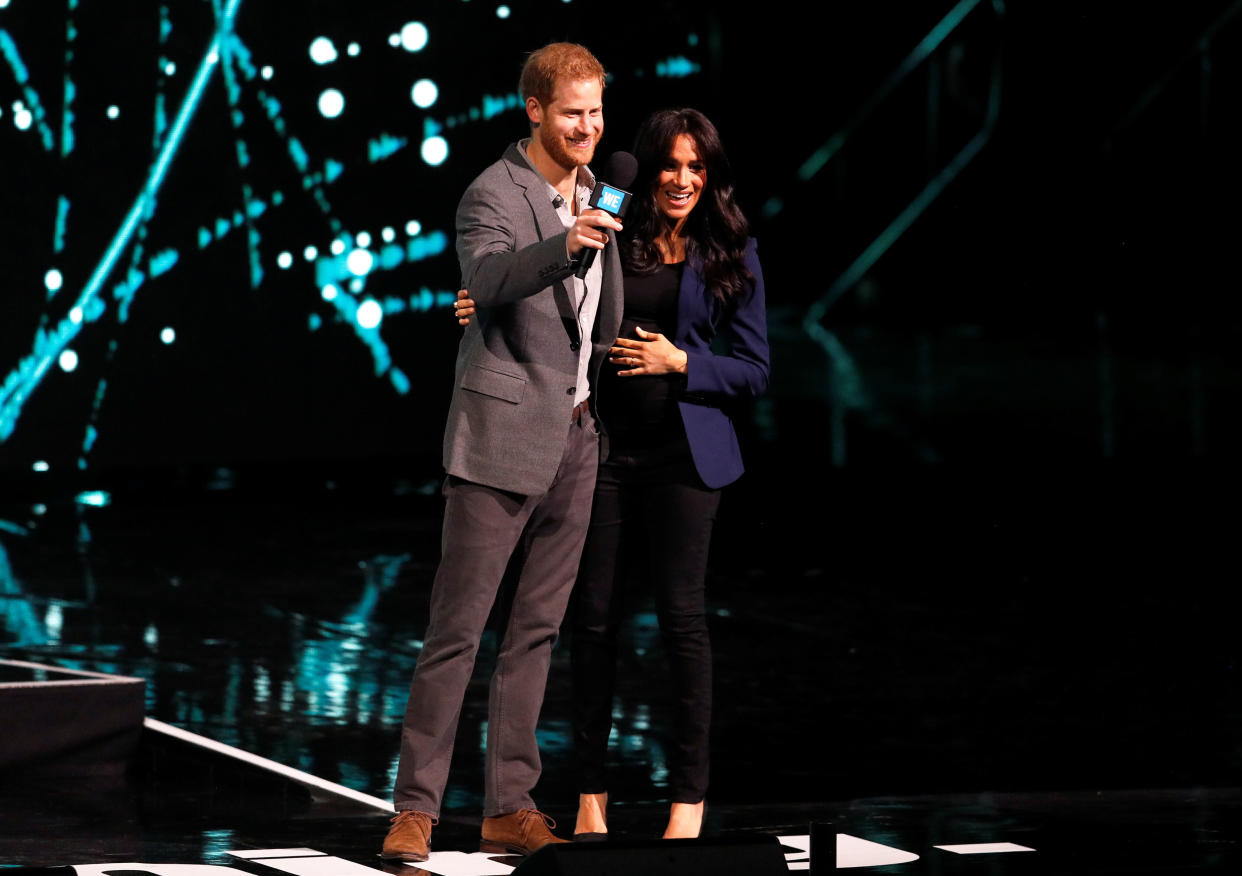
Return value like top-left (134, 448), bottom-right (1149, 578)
top-left (382, 810), bottom-right (437, 862)
top-left (480, 808), bottom-right (570, 855)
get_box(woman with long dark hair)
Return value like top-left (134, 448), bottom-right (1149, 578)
top-left (570, 108), bottom-right (769, 840)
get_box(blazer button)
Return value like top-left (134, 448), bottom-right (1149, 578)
top-left (566, 387), bottom-right (575, 395)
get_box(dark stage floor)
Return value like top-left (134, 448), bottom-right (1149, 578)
top-left (2, 422), bottom-right (1241, 872)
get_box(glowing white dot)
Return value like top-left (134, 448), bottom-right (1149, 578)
top-left (44, 269), bottom-right (63, 292)
top-left (107, 105), bottom-right (120, 119)
top-left (309, 36), bottom-right (338, 65)
top-left (164, 61), bottom-right (177, 76)
top-left (347, 249), bottom-right (374, 276)
top-left (497, 5), bottom-right (511, 18)
top-left (321, 284), bottom-right (340, 301)
top-left (303, 245), bottom-right (319, 261)
top-left (15, 108), bottom-right (32, 130)
top-left (355, 231), bottom-right (373, 248)
top-left (356, 299), bottom-right (383, 329)
top-left (347, 42), bottom-right (361, 57)
top-left (349, 278), bottom-right (364, 293)
top-left (207, 49), bottom-right (219, 64)
top-left (11, 100), bottom-right (23, 112)
top-left (405, 220), bottom-right (422, 236)
top-left (160, 327), bottom-right (176, 344)
top-left (277, 251), bottom-right (294, 269)
top-left (400, 22), bottom-right (429, 52)
top-left (382, 226), bottom-right (396, 243)
top-left (59, 349), bottom-right (79, 372)
top-left (32, 461), bottom-right (50, 473)
top-left (411, 78), bottom-right (439, 109)
top-left (261, 65), bottom-right (274, 80)
top-left (0, 1), bottom-right (11, 9)
top-left (33, 503), bottom-right (47, 516)
top-left (421, 135), bottom-right (449, 166)
top-left (318, 88), bottom-right (345, 119)
top-left (388, 33), bottom-right (401, 47)
top-left (69, 306), bottom-right (84, 324)
top-left (330, 239), bottom-right (347, 256)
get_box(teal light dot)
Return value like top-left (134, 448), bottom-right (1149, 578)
top-left (347, 43), bottom-right (361, 57)
top-left (406, 220), bottom-right (422, 236)
top-left (69, 306), bottom-right (84, 324)
top-left (318, 88), bottom-right (345, 119)
top-left (107, 105), bottom-right (120, 119)
top-left (304, 245), bottom-right (318, 261)
top-left (164, 61), bottom-right (177, 76)
top-left (15, 108), bottom-right (33, 130)
top-left (160, 327), bottom-right (176, 344)
top-left (277, 251), bottom-right (293, 269)
top-left (356, 299), bottom-right (383, 329)
top-left (45, 269), bottom-right (64, 292)
top-left (382, 226), bottom-right (396, 243)
top-left (356, 231), bottom-right (373, 248)
top-left (59, 349), bottom-right (79, 372)
top-left (347, 249), bottom-right (374, 277)
top-left (321, 284), bottom-right (340, 301)
top-left (261, 65), bottom-right (274, 80)
top-left (33, 461), bottom-right (50, 472)
top-left (401, 22), bottom-right (429, 52)
top-left (411, 79), bottom-right (439, 109)
top-left (496, 5), bottom-right (511, 18)
top-left (421, 136), bottom-right (448, 166)
top-left (310, 37), bottom-right (338, 65)
top-left (330, 239), bottom-right (347, 256)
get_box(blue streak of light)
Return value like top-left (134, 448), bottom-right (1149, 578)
top-left (61, 77), bottom-right (75, 156)
top-left (149, 248), bottom-right (179, 278)
top-left (0, 520), bottom-right (30, 537)
top-left (54, 196), bottom-right (70, 254)
top-left (0, 544), bottom-right (50, 647)
top-left (75, 490), bottom-right (111, 508)
top-left (368, 133), bottom-right (408, 163)
top-left (655, 56), bottom-right (701, 78)
top-left (0, 0), bottom-right (246, 444)
top-left (0, 29), bottom-right (56, 150)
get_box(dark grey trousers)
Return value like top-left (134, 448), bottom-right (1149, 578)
top-left (393, 412), bottom-right (598, 818)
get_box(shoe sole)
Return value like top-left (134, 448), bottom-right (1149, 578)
top-left (480, 840), bottom-right (532, 855)
top-left (380, 850), bottom-right (429, 863)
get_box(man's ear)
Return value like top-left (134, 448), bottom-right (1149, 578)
top-left (525, 96), bottom-right (542, 127)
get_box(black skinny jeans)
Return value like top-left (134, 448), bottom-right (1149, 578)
top-left (570, 434), bottom-right (721, 803)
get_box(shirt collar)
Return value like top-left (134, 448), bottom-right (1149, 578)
top-left (518, 138), bottom-right (596, 205)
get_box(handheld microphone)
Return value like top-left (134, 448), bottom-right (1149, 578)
top-left (575, 151), bottom-right (638, 279)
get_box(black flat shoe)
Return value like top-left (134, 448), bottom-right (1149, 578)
top-left (572, 831), bottom-right (608, 842)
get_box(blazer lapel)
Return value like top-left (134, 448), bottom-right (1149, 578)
top-left (502, 143), bottom-right (579, 339)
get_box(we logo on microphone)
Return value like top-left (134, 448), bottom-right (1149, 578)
top-left (590, 183), bottom-right (630, 217)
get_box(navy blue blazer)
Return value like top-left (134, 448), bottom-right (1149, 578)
top-left (673, 238), bottom-right (769, 489)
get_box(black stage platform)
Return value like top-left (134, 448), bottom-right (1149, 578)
top-left (1, 442), bottom-right (1239, 874)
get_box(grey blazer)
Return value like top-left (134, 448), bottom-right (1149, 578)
top-left (443, 142), bottom-right (624, 496)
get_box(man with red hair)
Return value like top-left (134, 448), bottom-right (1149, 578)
top-left (383, 42), bottom-right (624, 862)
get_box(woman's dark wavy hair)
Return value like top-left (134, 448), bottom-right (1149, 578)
top-left (622, 108), bottom-right (752, 302)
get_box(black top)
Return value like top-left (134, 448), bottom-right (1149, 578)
top-left (598, 262), bottom-right (687, 447)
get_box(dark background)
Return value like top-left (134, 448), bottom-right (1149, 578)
top-left (2, 0), bottom-right (1241, 805)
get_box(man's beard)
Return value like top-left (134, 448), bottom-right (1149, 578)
top-left (538, 124), bottom-right (596, 170)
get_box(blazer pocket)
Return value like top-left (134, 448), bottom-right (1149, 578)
top-left (461, 363), bottom-right (526, 404)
